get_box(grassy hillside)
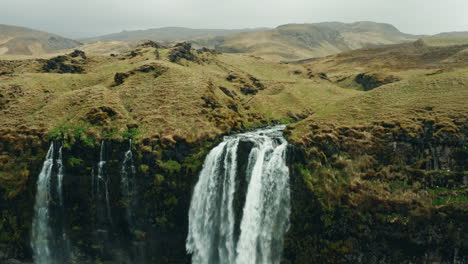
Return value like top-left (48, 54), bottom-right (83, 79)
top-left (0, 42), bottom-right (358, 145)
top-left (283, 40), bottom-right (468, 263)
top-left (0, 24), bottom-right (81, 55)
top-left (293, 40), bottom-right (468, 90)
top-left (422, 35), bottom-right (468, 47)
top-left (81, 27), bottom-right (267, 43)
top-left (212, 21), bottom-right (418, 61)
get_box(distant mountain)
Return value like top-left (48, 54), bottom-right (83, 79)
top-left (81, 27), bottom-right (268, 43)
top-left (434, 31), bottom-right (468, 37)
top-left (422, 31), bottom-right (468, 47)
top-left (0, 24), bottom-right (82, 55)
top-left (205, 21), bottom-right (419, 61)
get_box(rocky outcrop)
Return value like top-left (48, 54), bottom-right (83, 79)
top-left (355, 73), bottom-right (400, 91)
top-left (113, 63), bottom-right (168, 86)
top-left (41, 52), bottom-right (86, 74)
top-left (168, 42), bottom-right (197, 63)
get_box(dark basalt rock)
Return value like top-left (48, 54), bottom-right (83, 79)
top-left (284, 118), bottom-right (468, 263)
top-left (69, 50), bottom-right (87, 59)
top-left (169, 42), bottom-right (197, 63)
top-left (355, 72), bottom-right (400, 91)
top-left (138, 40), bottom-right (163, 49)
top-left (196, 47), bottom-right (218, 55)
top-left (114, 72), bottom-right (129, 86)
top-left (113, 64), bottom-right (168, 86)
top-left (42, 55), bottom-right (84, 74)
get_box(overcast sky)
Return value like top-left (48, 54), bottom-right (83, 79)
top-left (2, 0), bottom-right (467, 38)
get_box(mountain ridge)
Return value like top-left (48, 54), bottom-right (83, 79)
top-left (0, 24), bottom-right (81, 55)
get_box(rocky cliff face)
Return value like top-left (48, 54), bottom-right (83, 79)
top-left (283, 117), bottom-right (467, 263)
top-left (0, 127), bottom-right (219, 263)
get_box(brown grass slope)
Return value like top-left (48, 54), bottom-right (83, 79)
top-left (0, 24), bottom-right (82, 56)
top-left (296, 40), bottom-right (468, 90)
top-left (213, 21), bottom-right (418, 62)
top-left (286, 41), bottom-right (468, 216)
top-left (81, 27), bottom-right (267, 43)
top-left (0, 43), bottom-right (358, 145)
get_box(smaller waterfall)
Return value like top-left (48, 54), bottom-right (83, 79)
top-left (121, 139), bottom-right (137, 229)
top-left (57, 146), bottom-right (65, 206)
top-left (31, 143), bottom-right (71, 264)
top-left (31, 143), bottom-right (55, 264)
top-left (96, 141), bottom-right (113, 226)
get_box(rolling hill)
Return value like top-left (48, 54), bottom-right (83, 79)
top-left (208, 21), bottom-right (419, 61)
top-left (0, 24), bottom-right (82, 56)
top-left (81, 27), bottom-right (267, 43)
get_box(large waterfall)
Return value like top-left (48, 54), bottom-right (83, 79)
top-left (186, 126), bottom-right (291, 264)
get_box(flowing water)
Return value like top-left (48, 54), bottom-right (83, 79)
top-left (95, 141), bottom-right (113, 227)
top-left (121, 139), bottom-right (137, 229)
top-left (186, 125), bottom-right (290, 264)
top-left (31, 143), bottom-right (70, 264)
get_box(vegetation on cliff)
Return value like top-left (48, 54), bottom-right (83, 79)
top-left (284, 41), bottom-right (468, 263)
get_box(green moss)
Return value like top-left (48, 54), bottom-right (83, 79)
top-left (157, 160), bottom-right (182, 174)
top-left (154, 174), bottom-right (165, 186)
top-left (122, 127), bottom-right (140, 139)
top-left (67, 157), bottom-right (83, 167)
top-left (139, 164), bottom-right (149, 175)
top-left (48, 124), bottom-right (95, 147)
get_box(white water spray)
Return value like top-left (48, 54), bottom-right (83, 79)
top-left (121, 139), bottom-right (137, 228)
top-left (187, 126), bottom-right (290, 264)
top-left (31, 143), bottom-right (71, 264)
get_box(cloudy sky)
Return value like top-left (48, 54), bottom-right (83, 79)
top-left (2, 0), bottom-right (467, 38)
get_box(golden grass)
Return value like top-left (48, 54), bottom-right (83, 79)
top-left (422, 36), bottom-right (468, 47)
top-left (0, 46), bottom-right (359, 143)
top-left (289, 68), bottom-right (468, 142)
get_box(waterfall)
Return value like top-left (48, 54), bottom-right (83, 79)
top-left (96, 141), bottom-right (113, 226)
top-left (31, 143), bottom-right (55, 264)
top-left (186, 126), bottom-right (290, 264)
top-left (121, 139), bottom-right (137, 229)
top-left (31, 143), bottom-right (71, 264)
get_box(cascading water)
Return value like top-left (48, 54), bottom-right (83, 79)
top-left (186, 125), bottom-right (290, 264)
top-left (31, 143), bottom-right (71, 264)
top-left (31, 143), bottom-right (55, 264)
top-left (95, 141), bottom-right (113, 227)
top-left (121, 139), bottom-right (137, 229)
